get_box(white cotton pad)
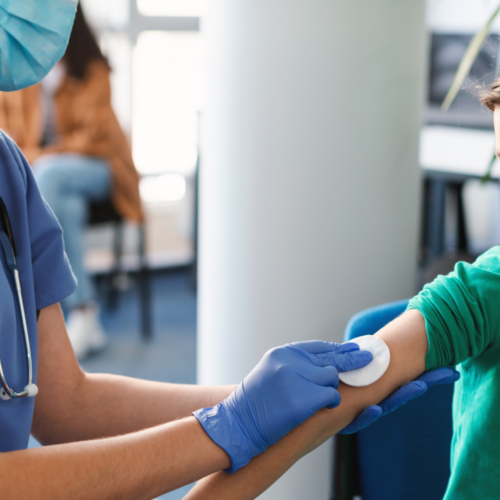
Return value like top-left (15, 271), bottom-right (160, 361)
top-left (338, 335), bottom-right (390, 387)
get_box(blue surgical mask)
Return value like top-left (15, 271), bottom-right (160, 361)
top-left (0, 0), bottom-right (78, 91)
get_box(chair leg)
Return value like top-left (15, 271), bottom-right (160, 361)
top-left (332, 434), bottom-right (361, 500)
top-left (456, 182), bottom-right (468, 252)
top-left (425, 179), bottom-right (446, 263)
top-left (139, 223), bottom-right (152, 340)
top-left (106, 221), bottom-right (124, 310)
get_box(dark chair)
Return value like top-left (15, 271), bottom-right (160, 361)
top-left (333, 300), bottom-right (454, 500)
top-left (88, 199), bottom-right (152, 340)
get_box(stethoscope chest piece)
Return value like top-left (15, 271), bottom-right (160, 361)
top-left (0, 383), bottom-right (38, 401)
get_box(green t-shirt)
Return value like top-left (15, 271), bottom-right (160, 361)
top-left (407, 246), bottom-right (500, 500)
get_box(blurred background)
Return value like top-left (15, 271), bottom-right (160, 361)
top-left (79, 0), bottom-right (203, 272)
top-left (23, 0), bottom-right (500, 498)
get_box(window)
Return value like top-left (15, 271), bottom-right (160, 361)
top-left (80, 0), bottom-right (203, 267)
top-left (133, 31), bottom-right (204, 175)
top-left (137, 0), bottom-right (207, 17)
top-left (80, 0), bottom-right (204, 175)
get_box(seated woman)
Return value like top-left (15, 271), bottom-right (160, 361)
top-left (182, 87), bottom-right (500, 500)
top-left (0, 6), bottom-right (142, 359)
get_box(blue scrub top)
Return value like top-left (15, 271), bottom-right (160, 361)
top-left (0, 131), bottom-right (76, 452)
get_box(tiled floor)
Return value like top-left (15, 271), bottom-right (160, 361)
top-left (30, 268), bottom-right (198, 500)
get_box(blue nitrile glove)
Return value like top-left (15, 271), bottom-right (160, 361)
top-left (193, 340), bottom-right (373, 473)
top-left (338, 367), bottom-right (460, 435)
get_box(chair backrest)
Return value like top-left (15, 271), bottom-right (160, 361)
top-left (344, 300), bottom-right (453, 500)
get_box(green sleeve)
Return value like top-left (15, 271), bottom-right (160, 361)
top-left (407, 246), bottom-right (500, 370)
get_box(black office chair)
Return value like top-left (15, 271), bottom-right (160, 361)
top-left (88, 199), bottom-right (152, 340)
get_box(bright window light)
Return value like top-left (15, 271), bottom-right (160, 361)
top-left (140, 173), bottom-right (187, 203)
top-left (132, 31), bottom-right (204, 176)
top-left (81, 0), bottom-right (129, 28)
top-left (137, 0), bottom-right (207, 17)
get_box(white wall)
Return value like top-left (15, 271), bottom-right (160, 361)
top-left (427, 0), bottom-right (500, 33)
top-left (199, 1), bottom-right (427, 497)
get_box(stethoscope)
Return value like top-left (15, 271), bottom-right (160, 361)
top-left (0, 197), bottom-right (38, 401)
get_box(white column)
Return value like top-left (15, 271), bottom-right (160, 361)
top-left (199, 1), bottom-right (427, 498)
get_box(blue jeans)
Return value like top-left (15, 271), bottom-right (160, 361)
top-left (34, 154), bottom-right (111, 309)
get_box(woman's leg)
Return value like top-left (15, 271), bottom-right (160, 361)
top-left (34, 153), bottom-right (112, 357)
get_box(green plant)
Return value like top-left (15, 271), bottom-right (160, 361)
top-left (482, 152), bottom-right (497, 183)
top-left (442, 4), bottom-right (500, 182)
top-left (442, 4), bottom-right (500, 111)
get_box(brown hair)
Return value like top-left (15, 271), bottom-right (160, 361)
top-left (62, 4), bottom-right (109, 80)
top-left (479, 78), bottom-right (500, 110)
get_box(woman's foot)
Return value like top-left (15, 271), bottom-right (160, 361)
top-left (66, 305), bottom-right (107, 360)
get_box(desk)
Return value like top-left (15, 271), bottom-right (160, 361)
top-left (420, 126), bottom-right (500, 262)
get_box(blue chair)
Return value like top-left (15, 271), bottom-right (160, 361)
top-left (333, 300), bottom-right (453, 500)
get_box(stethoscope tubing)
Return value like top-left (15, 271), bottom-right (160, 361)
top-left (0, 197), bottom-right (36, 399)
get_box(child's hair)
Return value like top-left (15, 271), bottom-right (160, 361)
top-left (479, 78), bottom-right (500, 110)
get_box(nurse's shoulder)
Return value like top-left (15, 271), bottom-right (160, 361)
top-left (0, 129), bottom-right (30, 187)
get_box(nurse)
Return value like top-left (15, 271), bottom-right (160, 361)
top-left (0, 1), bottom-right (457, 497)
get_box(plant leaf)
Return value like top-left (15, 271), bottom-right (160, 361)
top-left (481, 151), bottom-right (497, 183)
top-left (442, 4), bottom-right (500, 112)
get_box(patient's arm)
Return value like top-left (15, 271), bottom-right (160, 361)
top-left (184, 309), bottom-right (428, 500)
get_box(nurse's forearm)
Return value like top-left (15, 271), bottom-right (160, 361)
top-left (0, 417), bottom-right (229, 500)
top-left (58, 374), bottom-right (235, 441)
top-left (33, 303), bottom-right (235, 445)
top-left (184, 309), bottom-right (428, 500)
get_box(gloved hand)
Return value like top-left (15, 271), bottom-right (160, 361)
top-left (193, 340), bottom-right (372, 473)
top-left (338, 367), bottom-right (460, 435)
